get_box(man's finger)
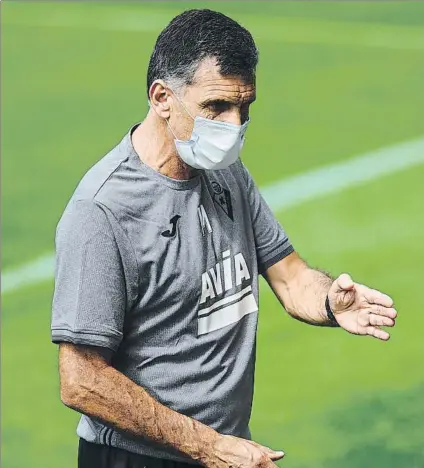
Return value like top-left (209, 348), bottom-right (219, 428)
top-left (366, 326), bottom-right (390, 341)
top-left (369, 314), bottom-right (395, 327)
top-left (369, 305), bottom-right (397, 319)
top-left (363, 288), bottom-right (394, 307)
top-left (336, 273), bottom-right (355, 291)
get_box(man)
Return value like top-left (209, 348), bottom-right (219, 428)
top-left (51, 9), bottom-right (397, 468)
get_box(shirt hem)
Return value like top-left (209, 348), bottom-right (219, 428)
top-left (51, 329), bottom-right (121, 351)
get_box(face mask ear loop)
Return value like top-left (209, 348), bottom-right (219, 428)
top-left (165, 117), bottom-right (180, 141)
top-left (165, 86), bottom-right (197, 142)
top-left (167, 86), bottom-right (196, 122)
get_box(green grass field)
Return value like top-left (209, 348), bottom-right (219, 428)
top-left (2, 2), bottom-right (424, 467)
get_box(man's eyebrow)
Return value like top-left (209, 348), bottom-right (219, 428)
top-left (242, 95), bottom-right (256, 105)
top-left (200, 96), bottom-right (256, 106)
top-left (200, 98), bottom-right (234, 106)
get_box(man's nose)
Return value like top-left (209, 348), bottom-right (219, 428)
top-left (224, 109), bottom-right (243, 126)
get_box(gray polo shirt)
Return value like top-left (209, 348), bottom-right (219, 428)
top-left (51, 124), bottom-right (293, 462)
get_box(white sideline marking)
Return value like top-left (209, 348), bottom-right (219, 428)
top-left (2, 137), bottom-right (424, 295)
top-left (260, 137), bottom-right (424, 211)
top-left (2, 254), bottom-right (56, 295)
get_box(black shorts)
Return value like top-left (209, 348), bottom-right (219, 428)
top-left (78, 439), bottom-right (200, 468)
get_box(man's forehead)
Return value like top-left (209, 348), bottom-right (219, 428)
top-left (190, 58), bottom-right (256, 104)
top-left (199, 78), bottom-right (256, 104)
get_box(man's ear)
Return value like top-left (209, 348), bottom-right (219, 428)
top-left (149, 80), bottom-right (171, 119)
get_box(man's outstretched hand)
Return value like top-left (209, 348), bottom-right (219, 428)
top-left (328, 274), bottom-right (397, 341)
top-left (207, 434), bottom-right (285, 468)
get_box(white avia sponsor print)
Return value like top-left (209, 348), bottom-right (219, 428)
top-left (198, 293), bottom-right (258, 336)
top-left (198, 204), bottom-right (212, 236)
top-left (199, 285), bottom-right (253, 317)
top-left (198, 250), bottom-right (258, 335)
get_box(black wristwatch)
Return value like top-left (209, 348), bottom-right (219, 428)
top-left (325, 295), bottom-right (340, 327)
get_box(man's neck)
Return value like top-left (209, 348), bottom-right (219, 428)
top-left (131, 111), bottom-right (199, 181)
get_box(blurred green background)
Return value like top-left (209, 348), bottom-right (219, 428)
top-left (2, 2), bottom-right (424, 467)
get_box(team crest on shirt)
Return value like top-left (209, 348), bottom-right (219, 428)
top-left (211, 181), bottom-right (234, 221)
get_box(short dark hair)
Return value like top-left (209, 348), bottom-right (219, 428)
top-left (147, 9), bottom-right (258, 97)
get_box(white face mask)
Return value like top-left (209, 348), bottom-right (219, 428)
top-left (166, 93), bottom-right (250, 170)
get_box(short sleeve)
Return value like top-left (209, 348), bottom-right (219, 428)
top-left (238, 162), bottom-right (294, 274)
top-left (51, 199), bottom-right (137, 352)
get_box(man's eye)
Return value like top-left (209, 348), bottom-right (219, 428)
top-left (210, 101), bottom-right (231, 113)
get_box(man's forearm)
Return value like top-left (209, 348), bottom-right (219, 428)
top-left (283, 266), bottom-right (334, 325)
top-left (59, 344), bottom-right (217, 464)
top-left (267, 258), bottom-right (335, 326)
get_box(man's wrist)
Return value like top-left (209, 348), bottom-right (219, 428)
top-left (325, 295), bottom-right (340, 327)
top-left (189, 419), bottom-right (220, 466)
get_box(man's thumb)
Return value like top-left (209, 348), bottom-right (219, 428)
top-left (260, 445), bottom-right (285, 460)
top-left (249, 441), bottom-right (285, 459)
top-left (337, 273), bottom-right (355, 291)
top-left (268, 450), bottom-right (285, 460)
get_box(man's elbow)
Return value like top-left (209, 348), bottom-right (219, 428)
top-left (59, 370), bottom-right (94, 411)
top-left (58, 342), bottom-right (111, 411)
top-left (60, 376), bottom-right (83, 409)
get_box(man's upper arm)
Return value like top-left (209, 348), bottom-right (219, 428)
top-left (51, 199), bottom-right (137, 353)
top-left (238, 161), bottom-right (294, 274)
top-left (263, 250), bottom-right (307, 287)
top-left (59, 342), bottom-right (113, 377)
